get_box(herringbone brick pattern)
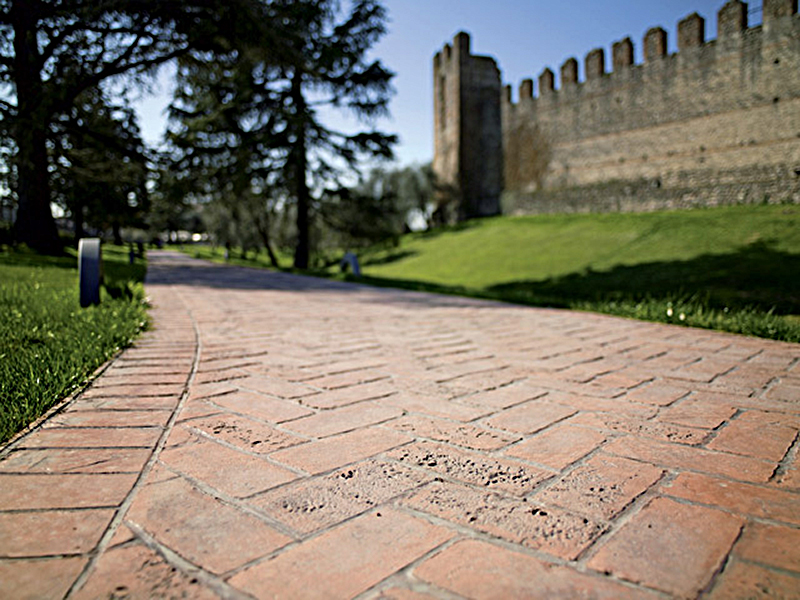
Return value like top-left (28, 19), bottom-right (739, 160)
top-left (1, 251), bottom-right (799, 599)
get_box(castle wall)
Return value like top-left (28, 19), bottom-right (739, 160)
top-left (435, 0), bottom-right (800, 217)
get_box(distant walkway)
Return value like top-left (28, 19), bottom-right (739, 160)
top-left (2, 250), bottom-right (799, 599)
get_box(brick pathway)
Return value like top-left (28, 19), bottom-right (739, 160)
top-left (2, 250), bottom-right (799, 599)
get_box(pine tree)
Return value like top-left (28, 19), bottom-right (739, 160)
top-left (167, 0), bottom-right (396, 268)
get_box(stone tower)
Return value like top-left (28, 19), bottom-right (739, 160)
top-left (433, 32), bottom-right (503, 221)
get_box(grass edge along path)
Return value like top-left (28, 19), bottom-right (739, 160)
top-left (0, 245), bottom-right (148, 444)
top-left (184, 204), bottom-right (800, 343)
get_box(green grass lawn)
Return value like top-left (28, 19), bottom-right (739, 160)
top-left (351, 204), bottom-right (800, 341)
top-left (0, 244), bottom-right (148, 444)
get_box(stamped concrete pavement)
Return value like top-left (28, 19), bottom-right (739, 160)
top-left (1, 250), bottom-right (799, 599)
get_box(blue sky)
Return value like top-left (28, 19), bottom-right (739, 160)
top-left (133, 0), bottom-right (754, 167)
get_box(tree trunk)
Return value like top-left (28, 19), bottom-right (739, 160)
top-left (73, 202), bottom-right (85, 246)
top-left (112, 221), bottom-right (123, 245)
top-left (256, 222), bottom-right (280, 268)
top-left (10, 0), bottom-right (62, 254)
top-left (291, 70), bottom-right (310, 270)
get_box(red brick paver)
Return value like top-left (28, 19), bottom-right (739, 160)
top-left (1, 250), bottom-right (799, 598)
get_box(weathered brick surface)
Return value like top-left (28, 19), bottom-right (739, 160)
top-left (250, 459), bottom-right (431, 534)
top-left (707, 409), bottom-right (799, 461)
top-left (403, 482), bottom-right (605, 560)
top-left (505, 423), bottom-right (607, 470)
top-left (19, 426), bottom-right (162, 449)
top-left (269, 427), bottom-right (411, 474)
top-left (184, 413), bottom-right (304, 455)
top-left (0, 448), bottom-right (150, 473)
top-left (604, 435), bottom-right (775, 483)
top-left (72, 542), bottom-right (221, 600)
top-left (0, 557), bottom-right (88, 600)
top-left (160, 435), bottom-right (297, 498)
top-left (302, 380), bottom-right (398, 409)
top-left (126, 474), bottom-right (291, 574)
top-left (384, 392), bottom-right (493, 421)
top-left (568, 411), bottom-right (708, 445)
top-left (656, 396), bottom-right (737, 428)
top-left (459, 381), bottom-right (547, 409)
top-left (49, 409), bottom-right (172, 428)
top-left (483, 399), bottom-right (577, 434)
top-left (208, 389), bottom-right (313, 423)
top-left (387, 414), bottom-right (519, 451)
top-left (0, 509), bottom-right (114, 557)
top-left (542, 390), bottom-right (658, 418)
top-left (533, 453), bottom-right (664, 520)
top-left (707, 561), bottom-right (800, 600)
top-left (624, 381), bottom-right (689, 406)
top-left (237, 374), bottom-right (319, 400)
top-left (733, 521), bottom-right (800, 573)
top-left (663, 472), bottom-right (800, 525)
top-left (370, 587), bottom-right (440, 600)
top-left (387, 440), bottom-right (553, 496)
top-left (0, 473), bottom-right (137, 509)
top-left (2, 251), bottom-right (798, 598)
top-left (82, 382), bottom-right (184, 398)
top-left (73, 395), bottom-right (180, 410)
top-left (587, 497), bottom-right (744, 598)
top-left (282, 400), bottom-right (402, 438)
top-left (415, 539), bottom-right (658, 599)
top-left (228, 509), bottom-right (454, 599)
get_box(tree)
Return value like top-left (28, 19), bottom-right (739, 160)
top-left (147, 167), bottom-right (197, 244)
top-left (320, 162), bottom-right (436, 248)
top-left (166, 37), bottom-right (286, 265)
top-left (0, 0), bottom-right (241, 253)
top-left (50, 88), bottom-right (149, 245)
top-left (168, 0), bottom-right (396, 269)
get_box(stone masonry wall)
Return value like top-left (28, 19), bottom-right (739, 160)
top-left (435, 0), bottom-right (800, 216)
top-left (434, 33), bottom-right (503, 220)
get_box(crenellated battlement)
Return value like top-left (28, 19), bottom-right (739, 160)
top-left (504, 0), bottom-right (796, 106)
top-left (434, 0), bottom-right (800, 217)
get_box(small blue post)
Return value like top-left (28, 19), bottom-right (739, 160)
top-left (78, 238), bottom-right (102, 307)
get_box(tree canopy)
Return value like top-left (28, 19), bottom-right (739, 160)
top-left (0, 0), bottom-right (241, 252)
top-left (1, 0), bottom-right (401, 260)
top-left (167, 0), bottom-right (397, 268)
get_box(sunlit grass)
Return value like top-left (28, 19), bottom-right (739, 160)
top-left (349, 204), bottom-right (800, 341)
top-left (0, 244), bottom-right (148, 443)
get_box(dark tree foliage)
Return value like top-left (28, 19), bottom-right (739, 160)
top-left (166, 33), bottom-right (287, 265)
top-left (167, 0), bottom-right (396, 269)
top-left (147, 168), bottom-right (198, 244)
top-left (50, 88), bottom-right (148, 245)
top-left (0, 0), bottom-right (236, 253)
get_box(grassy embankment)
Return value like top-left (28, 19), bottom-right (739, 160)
top-left (188, 204), bottom-right (800, 342)
top-left (0, 245), bottom-right (148, 444)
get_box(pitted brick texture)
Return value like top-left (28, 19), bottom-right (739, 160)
top-left (387, 440), bottom-right (553, 496)
top-left (533, 454), bottom-right (664, 520)
top-left (250, 459), bottom-right (431, 534)
top-left (387, 415), bottom-right (520, 451)
top-left (185, 413), bottom-right (304, 454)
top-left (1, 251), bottom-right (798, 598)
top-left (567, 411), bottom-right (709, 445)
top-left (404, 482), bottom-right (605, 560)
